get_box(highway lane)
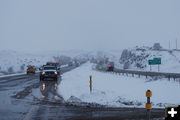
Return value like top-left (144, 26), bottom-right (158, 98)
top-left (0, 66), bottom-right (76, 120)
top-left (0, 65), bottom-right (165, 120)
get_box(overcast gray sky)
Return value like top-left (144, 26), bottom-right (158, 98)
top-left (0, 0), bottom-right (180, 53)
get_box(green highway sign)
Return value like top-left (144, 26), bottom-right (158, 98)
top-left (153, 58), bottom-right (161, 64)
top-left (148, 58), bottom-right (161, 65)
top-left (148, 60), bottom-right (154, 65)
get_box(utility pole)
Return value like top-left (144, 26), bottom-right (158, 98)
top-left (169, 40), bottom-right (171, 50)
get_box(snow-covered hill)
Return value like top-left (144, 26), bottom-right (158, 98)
top-left (1, 47), bottom-right (180, 75)
top-left (0, 50), bottom-right (53, 75)
top-left (91, 47), bottom-right (180, 73)
top-left (0, 50), bottom-right (90, 75)
top-left (88, 50), bottom-right (123, 67)
top-left (118, 47), bottom-right (180, 73)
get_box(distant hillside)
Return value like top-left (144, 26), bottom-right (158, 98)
top-left (0, 50), bottom-right (53, 75)
top-left (89, 47), bottom-right (180, 73)
top-left (0, 50), bottom-right (89, 75)
top-left (2, 48), bottom-right (180, 75)
top-left (118, 46), bottom-right (180, 73)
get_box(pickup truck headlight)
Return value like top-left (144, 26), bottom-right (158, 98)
top-left (54, 72), bottom-right (58, 74)
top-left (42, 72), bottom-right (45, 75)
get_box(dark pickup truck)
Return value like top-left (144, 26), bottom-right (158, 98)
top-left (39, 65), bottom-right (60, 81)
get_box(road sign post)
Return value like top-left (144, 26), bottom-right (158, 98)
top-left (146, 90), bottom-right (152, 120)
top-left (158, 64), bottom-right (160, 72)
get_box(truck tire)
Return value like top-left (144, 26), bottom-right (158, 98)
top-left (40, 76), bottom-right (44, 81)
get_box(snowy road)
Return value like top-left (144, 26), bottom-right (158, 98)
top-left (0, 64), bottom-right (164, 120)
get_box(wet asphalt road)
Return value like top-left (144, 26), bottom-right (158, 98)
top-left (0, 66), bottom-right (165, 120)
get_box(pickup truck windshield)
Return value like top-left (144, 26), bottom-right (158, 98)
top-left (43, 67), bottom-right (56, 70)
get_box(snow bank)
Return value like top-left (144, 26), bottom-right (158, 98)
top-left (58, 62), bottom-right (180, 108)
top-left (0, 72), bottom-right (26, 78)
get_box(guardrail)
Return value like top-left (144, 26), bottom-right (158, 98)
top-left (96, 65), bottom-right (180, 81)
top-left (114, 69), bottom-right (180, 80)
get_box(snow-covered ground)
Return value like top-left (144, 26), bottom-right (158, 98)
top-left (58, 62), bottom-right (180, 108)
